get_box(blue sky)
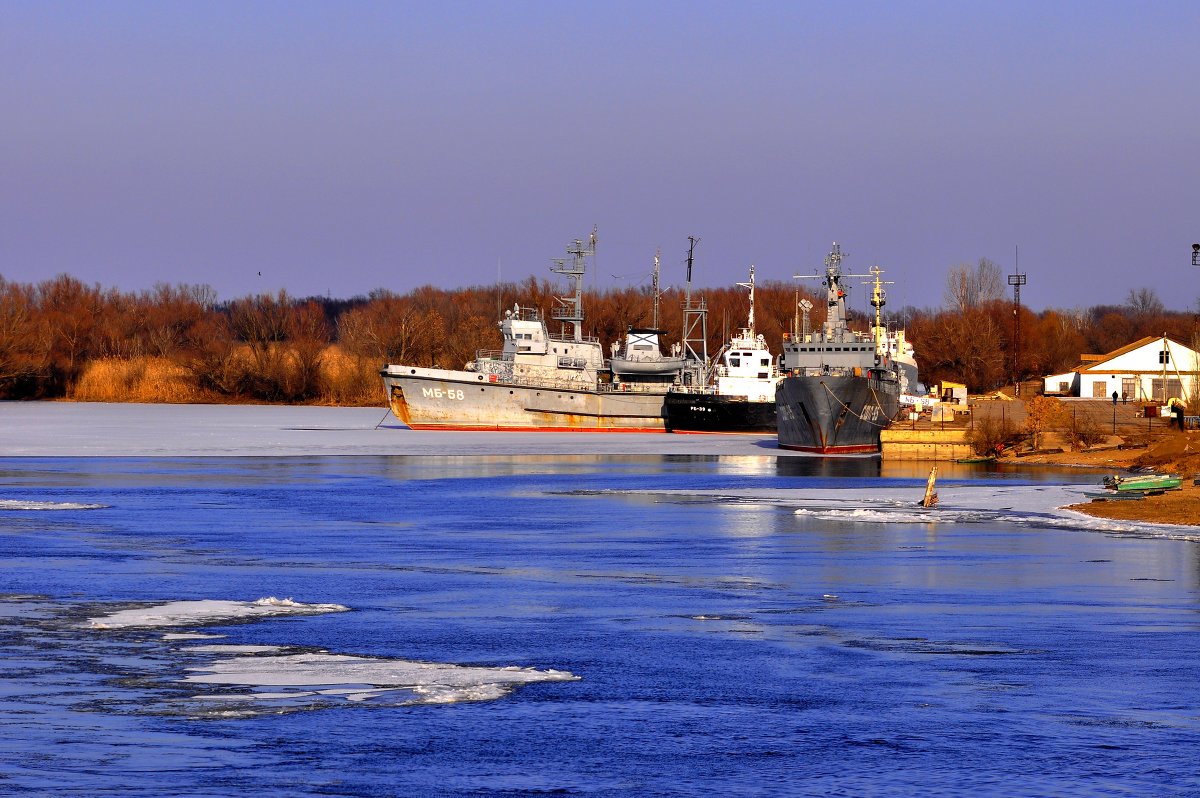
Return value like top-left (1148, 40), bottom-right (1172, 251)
top-left (3, 1), bottom-right (1198, 311)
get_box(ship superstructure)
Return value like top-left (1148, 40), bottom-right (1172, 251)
top-left (380, 233), bottom-right (692, 431)
top-left (665, 265), bottom-right (781, 433)
top-left (776, 243), bottom-right (905, 453)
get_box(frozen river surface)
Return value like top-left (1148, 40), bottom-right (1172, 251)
top-left (1, 403), bottom-right (1198, 796)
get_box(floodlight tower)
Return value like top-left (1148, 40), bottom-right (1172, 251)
top-left (1008, 258), bottom-right (1027, 390)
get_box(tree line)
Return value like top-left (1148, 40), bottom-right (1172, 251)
top-left (1, 264), bottom-right (1196, 404)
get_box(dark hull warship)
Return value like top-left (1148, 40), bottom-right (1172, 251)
top-left (776, 243), bottom-right (905, 454)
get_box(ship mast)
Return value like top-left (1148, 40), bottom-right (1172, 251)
top-left (550, 231), bottom-right (596, 342)
top-left (680, 236), bottom-right (708, 366)
top-left (736, 264), bottom-right (756, 335)
top-left (863, 265), bottom-right (894, 354)
top-left (652, 248), bottom-right (661, 329)
top-left (794, 242), bottom-right (872, 341)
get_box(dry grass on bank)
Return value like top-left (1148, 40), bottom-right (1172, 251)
top-left (317, 346), bottom-right (381, 406)
top-left (70, 348), bottom-right (384, 407)
top-left (71, 357), bottom-right (209, 404)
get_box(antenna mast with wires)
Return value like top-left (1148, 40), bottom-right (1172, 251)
top-left (680, 236), bottom-right (708, 368)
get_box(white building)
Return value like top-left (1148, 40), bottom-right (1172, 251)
top-left (1043, 335), bottom-right (1200, 403)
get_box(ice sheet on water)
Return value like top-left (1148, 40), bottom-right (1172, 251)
top-left (184, 644), bottom-right (284, 654)
top-left (793, 507), bottom-right (955, 524)
top-left (161, 632), bottom-right (224, 641)
top-left (0, 499), bottom-right (107, 511)
top-left (79, 596), bottom-right (579, 716)
top-left (598, 483), bottom-right (1200, 538)
top-left (87, 597), bottom-right (350, 629)
top-left (183, 651), bottom-right (579, 709)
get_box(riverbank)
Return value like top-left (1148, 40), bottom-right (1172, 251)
top-left (1010, 431), bottom-right (1200, 526)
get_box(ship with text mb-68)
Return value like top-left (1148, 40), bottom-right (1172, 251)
top-left (776, 242), bottom-right (918, 454)
top-left (379, 233), bottom-right (702, 431)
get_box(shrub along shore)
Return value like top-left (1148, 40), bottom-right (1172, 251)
top-left (4, 269), bottom-right (1199, 405)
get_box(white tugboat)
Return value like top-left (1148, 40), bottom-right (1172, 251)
top-left (664, 265), bottom-right (781, 433)
top-left (380, 233), bottom-right (686, 431)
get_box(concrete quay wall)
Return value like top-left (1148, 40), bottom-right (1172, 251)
top-left (880, 428), bottom-right (973, 461)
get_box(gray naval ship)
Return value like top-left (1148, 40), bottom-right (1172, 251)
top-left (776, 243), bottom-right (909, 453)
top-left (380, 234), bottom-right (696, 431)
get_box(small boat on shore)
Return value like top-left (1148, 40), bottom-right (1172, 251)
top-left (1102, 473), bottom-right (1182, 493)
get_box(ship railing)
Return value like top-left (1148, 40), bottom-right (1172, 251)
top-left (598, 381), bottom-right (674, 394)
top-left (550, 306), bottom-right (581, 321)
top-left (782, 366), bottom-right (876, 378)
top-left (547, 331), bottom-right (601, 344)
top-left (469, 359), bottom-right (515, 380)
top-left (615, 352), bottom-right (673, 363)
top-left (509, 306), bottom-right (542, 322)
top-left (487, 360), bottom-right (599, 391)
top-left (473, 349), bottom-right (509, 363)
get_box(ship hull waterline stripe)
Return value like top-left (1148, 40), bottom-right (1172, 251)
top-left (777, 443), bottom-right (881, 454)
top-left (401, 423), bottom-right (668, 433)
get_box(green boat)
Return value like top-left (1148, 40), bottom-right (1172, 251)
top-left (1102, 473), bottom-right (1183, 493)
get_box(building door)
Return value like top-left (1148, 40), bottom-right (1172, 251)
top-left (1092, 381), bottom-right (1109, 398)
top-left (1121, 377), bottom-right (1136, 401)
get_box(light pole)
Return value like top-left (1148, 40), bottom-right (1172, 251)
top-left (1192, 243), bottom-right (1199, 266)
top-left (1008, 267), bottom-right (1027, 391)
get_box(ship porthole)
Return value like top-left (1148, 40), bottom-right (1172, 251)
top-left (478, 375), bottom-right (484, 381)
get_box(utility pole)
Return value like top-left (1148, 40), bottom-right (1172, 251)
top-left (1008, 248), bottom-right (1027, 393)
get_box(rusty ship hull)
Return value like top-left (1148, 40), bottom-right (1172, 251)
top-left (382, 366), bottom-right (669, 431)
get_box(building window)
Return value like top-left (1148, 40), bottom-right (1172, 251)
top-left (1151, 378), bottom-right (1183, 402)
top-left (1092, 381), bottom-right (1109, 398)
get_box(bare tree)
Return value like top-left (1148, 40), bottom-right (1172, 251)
top-left (0, 278), bottom-right (50, 394)
top-left (1125, 287), bottom-right (1165, 318)
top-left (945, 258), bottom-right (1004, 313)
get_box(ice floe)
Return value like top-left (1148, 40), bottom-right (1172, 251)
top-left (793, 507), bottom-right (953, 524)
top-left (184, 644), bottom-right (284, 654)
top-left (162, 632), bottom-right (224, 641)
top-left (0, 499), bottom-right (107, 511)
top-left (82, 596), bottom-right (579, 714)
top-left (87, 597), bottom-right (350, 629)
top-left (183, 652), bottom-right (578, 707)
